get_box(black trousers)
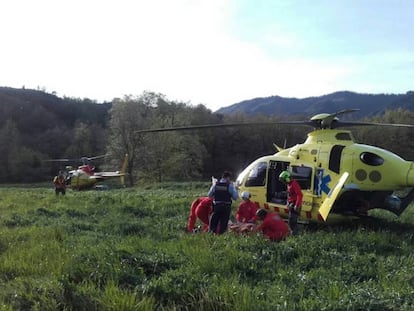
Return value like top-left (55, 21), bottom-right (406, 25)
top-left (209, 203), bottom-right (231, 234)
top-left (288, 203), bottom-right (299, 235)
top-left (55, 188), bottom-right (66, 195)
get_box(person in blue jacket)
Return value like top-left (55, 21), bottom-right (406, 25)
top-left (208, 171), bottom-right (239, 234)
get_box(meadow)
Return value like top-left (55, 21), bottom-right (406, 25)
top-left (0, 183), bottom-right (413, 310)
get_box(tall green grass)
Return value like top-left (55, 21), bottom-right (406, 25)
top-left (0, 184), bottom-right (413, 310)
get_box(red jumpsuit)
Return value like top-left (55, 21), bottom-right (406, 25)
top-left (187, 197), bottom-right (213, 232)
top-left (287, 178), bottom-right (303, 235)
top-left (53, 175), bottom-right (66, 195)
top-left (287, 179), bottom-right (303, 206)
top-left (256, 212), bottom-right (290, 241)
top-left (236, 200), bottom-right (258, 223)
top-left (79, 164), bottom-right (95, 175)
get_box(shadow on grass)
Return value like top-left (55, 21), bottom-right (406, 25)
top-left (303, 216), bottom-right (414, 235)
top-left (305, 215), bottom-right (414, 236)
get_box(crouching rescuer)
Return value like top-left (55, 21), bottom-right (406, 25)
top-left (254, 208), bottom-right (290, 241)
top-left (186, 197), bottom-right (213, 232)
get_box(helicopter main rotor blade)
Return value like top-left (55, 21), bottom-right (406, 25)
top-left (335, 121), bottom-right (414, 128)
top-left (135, 109), bottom-right (414, 133)
top-left (43, 158), bottom-right (76, 162)
top-left (44, 154), bottom-right (108, 163)
top-left (135, 121), bottom-right (311, 133)
top-left (85, 154), bottom-right (108, 161)
top-left (137, 119), bottom-right (414, 133)
top-left (333, 109), bottom-right (360, 117)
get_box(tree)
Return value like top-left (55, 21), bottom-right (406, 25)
top-left (139, 100), bottom-right (209, 182)
top-left (8, 146), bottom-right (46, 182)
top-left (64, 121), bottom-right (106, 158)
top-left (139, 130), bottom-right (206, 182)
top-left (0, 119), bottom-right (46, 182)
top-left (107, 93), bottom-right (156, 185)
top-left (34, 126), bottom-right (72, 158)
top-left (107, 92), bottom-right (211, 184)
top-left (0, 119), bottom-right (21, 181)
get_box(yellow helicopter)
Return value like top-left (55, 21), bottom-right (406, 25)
top-left (49, 154), bottom-right (128, 190)
top-left (138, 109), bottom-right (414, 223)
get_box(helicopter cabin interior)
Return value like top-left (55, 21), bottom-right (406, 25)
top-left (243, 160), bottom-right (314, 204)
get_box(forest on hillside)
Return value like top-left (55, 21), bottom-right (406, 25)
top-left (1, 87), bottom-right (414, 184)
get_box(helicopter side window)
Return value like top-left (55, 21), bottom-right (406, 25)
top-left (335, 132), bottom-right (352, 141)
top-left (291, 165), bottom-right (312, 190)
top-left (245, 162), bottom-right (267, 187)
top-left (329, 145), bottom-right (345, 174)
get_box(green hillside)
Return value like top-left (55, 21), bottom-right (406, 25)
top-left (1, 87), bottom-right (414, 184)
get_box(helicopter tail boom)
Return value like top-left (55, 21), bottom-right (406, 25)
top-left (406, 163), bottom-right (414, 187)
top-left (382, 188), bottom-right (414, 216)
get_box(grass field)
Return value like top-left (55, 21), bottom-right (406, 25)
top-left (0, 183), bottom-right (413, 310)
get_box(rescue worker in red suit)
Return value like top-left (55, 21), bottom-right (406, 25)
top-left (279, 170), bottom-right (303, 235)
top-left (187, 197), bottom-right (213, 232)
top-left (208, 171), bottom-right (239, 234)
top-left (53, 171), bottom-right (66, 196)
top-left (254, 208), bottom-right (290, 241)
top-left (79, 157), bottom-right (95, 175)
top-left (79, 164), bottom-right (95, 175)
top-left (236, 191), bottom-right (258, 223)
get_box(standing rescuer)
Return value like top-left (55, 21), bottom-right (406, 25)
top-left (279, 170), bottom-right (303, 235)
top-left (208, 171), bottom-right (239, 234)
top-left (53, 170), bottom-right (66, 196)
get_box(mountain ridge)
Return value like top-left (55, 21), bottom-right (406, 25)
top-left (216, 91), bottom-right (414, 119)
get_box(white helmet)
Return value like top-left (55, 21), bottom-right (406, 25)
top-left (241, 191), bottom-right (251, 200)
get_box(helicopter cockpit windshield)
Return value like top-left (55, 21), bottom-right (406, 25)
top-left (245, 162), bottom-right (267, 187)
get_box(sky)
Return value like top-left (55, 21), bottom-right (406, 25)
top-left (0, 0), bottom-right (413, 111)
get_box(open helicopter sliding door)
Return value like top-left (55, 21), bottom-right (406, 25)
top-left (319, 172), bottom-right (349, 221)
top-left (267, 160), bottom-right (290, 203)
